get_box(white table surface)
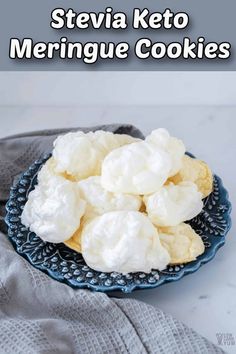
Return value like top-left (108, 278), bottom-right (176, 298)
top-left (0, 104), bottom-right (235, 352)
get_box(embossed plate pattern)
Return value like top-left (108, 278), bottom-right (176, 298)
top-left (5, 154), bottom-right (232, 293)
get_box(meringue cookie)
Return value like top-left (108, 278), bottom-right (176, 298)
top-left (146, 128), bottom-right (186, 177)
top-left (88, 130), bottom-right (140, 154)
top-left (21, 173), bottom-right (86, 243)
top-left (101, 141), bottom-right (172, 195)
top-left (169, 155), bottom-right (213, 198)
top-left (78, 176), bottom-right (142, 216)
top-left (53, 130), bottom-right (140, 180)
top-left (159, 223), bottom-right (205, 264)
top-left (144, 181), bottom-right (203, 227)
top-left (37, 157), bottom-right (58, 184)
top-left (64, 211), bottom-right (96, 254)
top-left (81, 211), bottom-right (170, 274)
top-left (64, 226), bottom-right (83, 253)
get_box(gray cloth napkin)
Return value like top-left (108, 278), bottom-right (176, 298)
top-left (0, 124), bottom-right (224, 354)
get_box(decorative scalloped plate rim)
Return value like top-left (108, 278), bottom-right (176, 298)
top-left (5, 154), bottom-right (232, 293)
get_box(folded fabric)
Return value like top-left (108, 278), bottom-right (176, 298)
top-left (0, 124), bottom-right (224, 354)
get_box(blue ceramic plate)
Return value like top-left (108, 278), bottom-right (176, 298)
top-left (5, 154), bottom-right (231, 293)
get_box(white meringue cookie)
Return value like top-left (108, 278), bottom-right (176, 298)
top-left (101, 141), bottom-right (172, 195)
top-left (78, 176), bottom-right (142, 216)
top-left (159, 223), bottom-right (205, 264)
top-left (146, 128), bottom-right (186, 176)
top-left (21, 168), bottom-right (86, 243)
top-left (53, 130), bottom-right (140, 180)
top-left (81, 211), bottom-right (170, 274)
top-left (37, 157), bottom-right (58, 184)
top-left (86, 130), bottom-right (140, 154)
top-left (144, 181), bottom-right (203, 227)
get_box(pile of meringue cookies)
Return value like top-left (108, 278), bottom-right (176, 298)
top-left (21, 128), bottom-right (213, 274)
